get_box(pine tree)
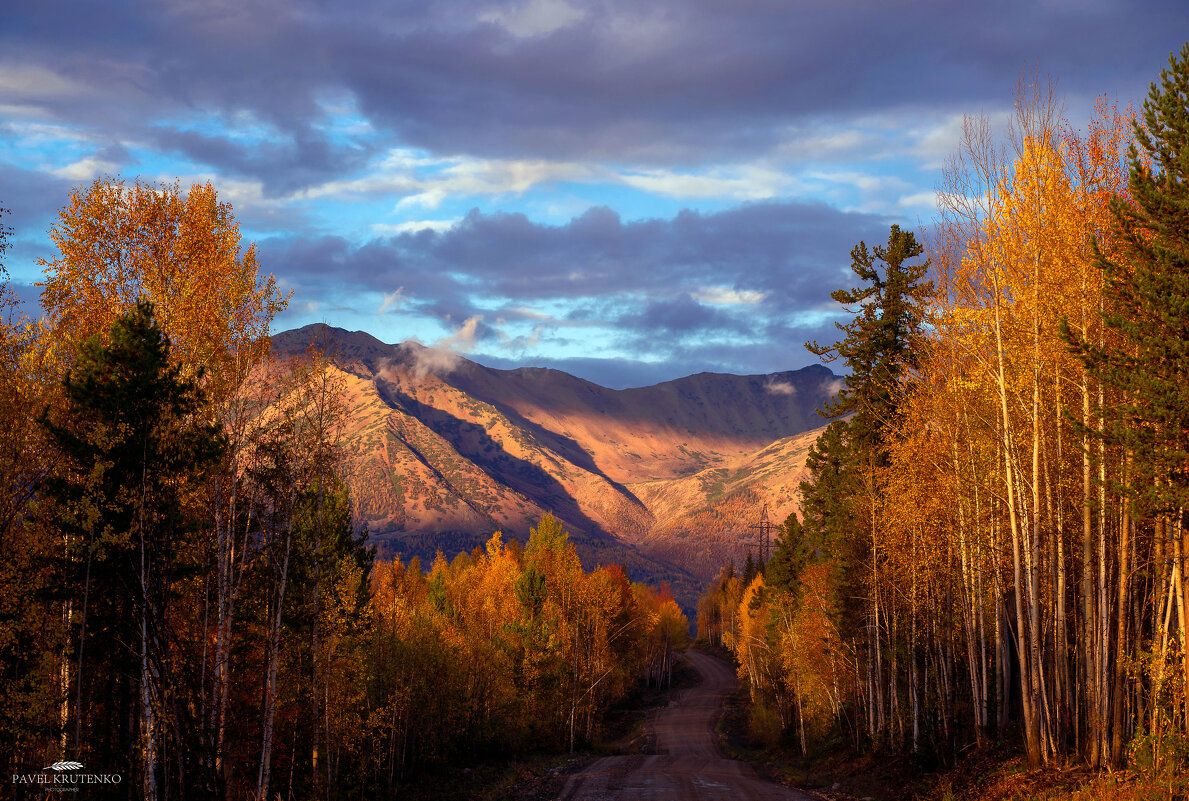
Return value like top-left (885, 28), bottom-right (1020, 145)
top-left (41, 299), bottom-right (224, 798)
top-left (766, 512), bottom-right (809, 599)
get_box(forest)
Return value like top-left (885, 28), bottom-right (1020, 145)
top-left (4, 32), bottom-right (1189, 801)
top-left (697, 43), bottom-right (1189, 783)
top-left (0, 182), bottom-right (688, 799)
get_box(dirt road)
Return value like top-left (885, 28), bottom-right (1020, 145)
top-left (556, 649), bottom-right (815, 800)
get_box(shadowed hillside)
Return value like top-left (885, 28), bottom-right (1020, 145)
top-left (270, 324), bottom-right (834, 605)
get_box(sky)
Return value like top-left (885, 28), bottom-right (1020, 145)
top-left (2, 1), bottom-right (1187, 388)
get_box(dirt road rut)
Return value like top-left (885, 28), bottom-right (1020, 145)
top-left (556, 649), bottom-right (815, 800)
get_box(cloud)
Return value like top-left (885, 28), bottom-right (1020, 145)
top-left (617, 166), bottom-right (796, 200)
top-left (369, 219), bottom-right (459, 235)
top-left (380, 315), bottom-right (485, 383)
top-left (258, 199), bottom-right (889, 379)
top-left (765, 379), bottom-right (796, 396)
top-left (51, 155), bottom-right (122, 181)
top-left (896, 191), bottom-right (940, 210)
top-left (2, 0), bottom-right (1184, 179)
top-left (384, 344), bottom-right (464, 382)
top-left (692, 287), bottom-right (767, 305)
top-left (376, 287), bottom-right (405, 315)
top-left (437, 315), bottom-right (483, 351)
top-left (480, 0), bottom-right (586, 38)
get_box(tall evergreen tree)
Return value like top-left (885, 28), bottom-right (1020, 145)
top-left (807, 224), bottom-right (934, 454)
top-left (42, 299), bottom-right (224, 800)
top-left (800, 225), bottom-right (933, 746)
top-left (1066, 42), bottom-right (1189, 518)
top-left (765, 512), bottom-right (810, 600)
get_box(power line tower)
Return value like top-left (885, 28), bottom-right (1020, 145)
top-left (746, 503), bottom-right (779, 565)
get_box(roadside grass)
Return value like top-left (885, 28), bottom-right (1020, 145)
top-left (711, 647), bottom-right (1189, 800)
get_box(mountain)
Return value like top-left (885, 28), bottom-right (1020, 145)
top-left (270, 324), bottom-right (836, 608)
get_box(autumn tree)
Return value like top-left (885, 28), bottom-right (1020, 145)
top-left (37, 178), bottom-right (286, 395)
top-left (0, 205), bottom-right (65, 782)
top-left (1065, 42), bottom-right (1189, 764)
top-left (40, 300), bottom-right (224, 799)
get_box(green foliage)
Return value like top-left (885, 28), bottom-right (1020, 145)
top-left (516, 564), bottom-right (547, 620)
top-left (39, 299), bottom-right (225, 791)
top-left (765, 512), bottom-right (809, 600)
top-left (526, 511), bottom-right (569, 557)
top-left (1065, 42), bottom-right (1189, 518)
top-left (806, 224), bottom-right (934, 453)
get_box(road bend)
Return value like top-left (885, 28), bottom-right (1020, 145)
top-left (556, 649), bottom-right (815, 800)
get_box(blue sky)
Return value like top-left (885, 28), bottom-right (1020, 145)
top-left (2, 0), bottom-right (1186, 387)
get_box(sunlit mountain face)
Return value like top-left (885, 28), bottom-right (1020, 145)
top-left (270, 324), bottom-right (839, 608)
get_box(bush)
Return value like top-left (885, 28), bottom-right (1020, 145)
top-left (749, 703), bottom-right (782, 750)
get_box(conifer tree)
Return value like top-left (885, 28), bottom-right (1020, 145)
top-left (807, 224), bottom-right (934, 453)
top-left (42, 300), bottom-right (224, 798)
top-left (1066, 42), bottom-right (1189, 518)
top-left (766, 512), bottom-right (809, 600)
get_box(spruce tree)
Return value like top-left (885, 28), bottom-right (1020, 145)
top-left (766, 512), bottom-right (810, 601)
top-left (1065, 43), bottom-right (1189, 517)
top-left (806, 224), bottom-right (934, 454)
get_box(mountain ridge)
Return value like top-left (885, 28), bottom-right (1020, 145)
top-left (270, 323), bottom-right (834, 607)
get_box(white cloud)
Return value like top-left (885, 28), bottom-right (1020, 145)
top-left (376, 287), bottom-right (405, 315)
top-left (370, 219), bottom-right (459, 235)
top-left (296, 149), bottom-right (591, 209)
top-left (897, 191), bottom-right (939, 210)
top-left (380, 315), bottom-right (484, 383)
top-left (692, 286), bottom-right (767, 306)
top-left (765, 379), bottom-right (796, 396)
top-left (51, 156), bottom-right (121, 181)
top-left (480, 0), bottom-right (586, 38)
top-left (397, 158), bottom-right (590, 209)
top-left (437, 315), bottom-right (483, 352)
top-left (617, 165), bottom-right (795, 200)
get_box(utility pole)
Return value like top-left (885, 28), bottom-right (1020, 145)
top-left (747, 503), bottom-right (779, 565)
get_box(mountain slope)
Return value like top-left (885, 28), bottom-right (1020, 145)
top-left (271, 324), bottom-right (834, 597)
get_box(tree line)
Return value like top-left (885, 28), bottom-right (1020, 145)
top-left (699, 43), bottom-right (1189, 773)
top-left (0, 178), bottom-right (688, 800)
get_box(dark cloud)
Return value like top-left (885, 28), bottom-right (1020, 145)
top-left (0, 164), bottom-right (75, 233)
top-left (631, 295), bottom-right (741, 335)
top-left (152, 126), bottom-right (377, 195)
top-left (258, 200), bottom-right (890, 376)
top-left (3, 1), bottom-right (1186, 185)
top-left (265, 200), bottom-right (888, 309)
top-left (471, 353), bottom-right (724, 390)
top-left (7, 283), bottom-right (44, 320)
